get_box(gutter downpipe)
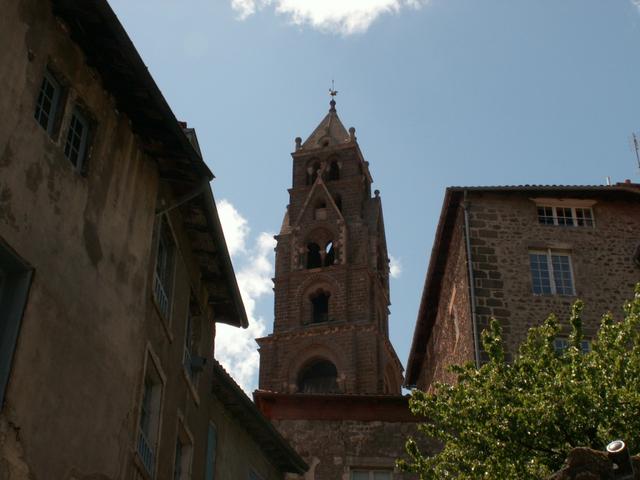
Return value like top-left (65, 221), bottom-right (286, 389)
top-left (462, 190), bottom-right (481, 368)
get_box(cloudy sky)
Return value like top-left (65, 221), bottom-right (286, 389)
top-left (109, 0), bottom-right (640, 393)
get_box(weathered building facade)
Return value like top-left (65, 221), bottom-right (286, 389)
top-left (406, 185), bottom-right (640, 391)
top-left (255, 99), bottom-right (434, 479)
top-left (0, 1), bottom-right (305, 479)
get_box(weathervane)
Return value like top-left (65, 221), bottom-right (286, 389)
top-left (329, 79), bottom-right (338, 98)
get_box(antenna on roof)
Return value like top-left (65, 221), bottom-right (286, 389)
top-left (631, 133), bottom-right (640, 171)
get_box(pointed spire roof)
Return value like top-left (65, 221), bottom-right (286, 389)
top-left (301, 98), bottom-right (351, 150)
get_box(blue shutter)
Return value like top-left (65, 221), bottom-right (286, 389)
top-left (205, 423), bottom-right (217, 480)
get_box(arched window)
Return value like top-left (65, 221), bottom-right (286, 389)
top-left (306, 243), bottom-right (322, 269)
top-left (327, 160), bottom-right (340, 181)
top-left (297, 360), bottom-right (339, 393)
top-left (324, 241), bottom-right (335, 266)
top-left (307, 161), bottom-right (321, 185)
top-left (310, 290), bottom-right (330, 323)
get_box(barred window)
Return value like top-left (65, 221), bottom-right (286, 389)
top-left (529, 250), bottom-right (575, 296)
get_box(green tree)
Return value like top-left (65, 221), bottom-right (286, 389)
top-left (400, 284), bottom-right (640, 479)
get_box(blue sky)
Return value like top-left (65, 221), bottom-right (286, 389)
top-left (109, 0), bottom-right (640, 392)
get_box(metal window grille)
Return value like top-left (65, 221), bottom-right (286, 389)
top-left (529, 250), bottom-right (575, 296)
top-left (137, 429), bottom-right (156, 477)
top-left (64, 109), bottom-right (89, 170)
top-left (34, 71), bottom-right (60, 134)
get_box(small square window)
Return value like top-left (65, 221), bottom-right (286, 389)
top-left (64, 108), bottom-right (91, 172)
top-left (34, 70), bottom-right (62, 134)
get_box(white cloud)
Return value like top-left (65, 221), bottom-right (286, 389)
top-left (231, 0), bottom-right (428, 35)
top-left (389, 255), bottom-right (402, 279)
top-left (215, 199), bottom-right (276, 394)
top-left (217, 199), bottom-right (250, 257)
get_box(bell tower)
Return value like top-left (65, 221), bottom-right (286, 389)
top-left (257, 97), bottom-right (404, 396)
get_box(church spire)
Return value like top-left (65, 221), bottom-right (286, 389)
top-left (300, 89), bottom-right (350, 150)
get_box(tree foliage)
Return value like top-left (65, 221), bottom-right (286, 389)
top-left (400, 284), bottom-right (640, 479)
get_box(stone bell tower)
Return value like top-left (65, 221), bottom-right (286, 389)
top-left (257, 97), bottom-right (404, 396)
top-left (254, 97), bottom-right (431, 480)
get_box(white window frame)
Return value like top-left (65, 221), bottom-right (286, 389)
top-left (136, 346), bottom-right (166, 479)
top-left (529, 249), bottom-right (576, 296)
top-left (64, 107), bottom-right (91, 172)
top-left (531, 198), bottom-right (596, 228)
top-left (34, 69), bottom-right (62, 135)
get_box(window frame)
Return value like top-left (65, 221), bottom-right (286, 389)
top-left (153, 216), bottom-right (176, 325)
top-left (0, 240), bottom-right (34, 410)
top-left (63, 106), bottom-right (92, 173)
top-left (528, 249), bottom-right (576, 296)
top-left (34, 68), bottom-right (63, 135)
top-left (554, 337), bottom-right (591, 354)
top-left (534, 202), bottom-right (595, 228)
top-left (136, 347), bottom-right (166, 479)
top-left (172, 413), bottom-right (194, 480)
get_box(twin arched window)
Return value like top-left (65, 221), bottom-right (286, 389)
top-left (305, 159), bottom-right (340, 185)
top-left (306, 241), bottom-right (335, 268)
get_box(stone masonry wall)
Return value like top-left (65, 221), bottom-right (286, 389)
top-left (274, 418), bottom-right (437, 480)
top-left (417, 210), bottom-right (475, 390)
top-left (467, 191), bottom-right (640, 359)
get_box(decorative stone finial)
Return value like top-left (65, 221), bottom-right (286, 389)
top-left (329, 98), bottom-right (336, 112)
top-left (349, 127), bottom-right (356, 141)
top-left (374, 189), bottom-right (380, 198)
top-left (295, 137), bottom-right (302, 151)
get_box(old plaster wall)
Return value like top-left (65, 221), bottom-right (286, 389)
top-left (0, 0), bottom-right (157, 478)
top-left (273, 418), bottom-right (435, 480)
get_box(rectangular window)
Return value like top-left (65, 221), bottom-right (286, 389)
top-left (0, 242), bottom-right (33, 410)
top-left (554, 338), bottom-right (591, 354)
top-left (137, 354), bottom-right (164, 478)
top-left (529, 250), bottom-right (575, 296)
top-left (183, 311), bottom-right (198, 381)
top-left (64, 108), bottom-right (90, 172)
top-left (173, 422), bottom-right (193, 480)
top-left (34, 70), bottom-right (61, 134)
top-left (536, 205), bottom-right (594, 227)
top-left (205, 423), bottom-right (217, 480)
top-left (351, 470), bottom-right (393, 480)
top-left (154, 217), bottom-right (175, 320)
